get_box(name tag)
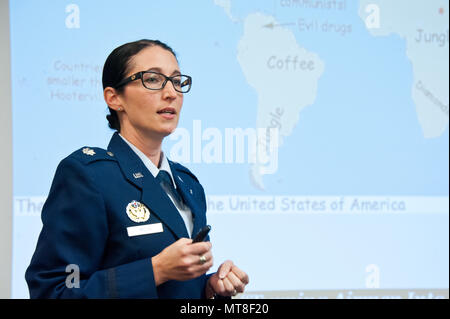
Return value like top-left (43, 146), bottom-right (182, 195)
top-left (127, 223), bottom-right (163, 237)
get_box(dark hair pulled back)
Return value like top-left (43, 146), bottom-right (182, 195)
top-left (102, 39), bottom-right (177, 131)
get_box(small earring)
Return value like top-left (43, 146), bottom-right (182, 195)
top-left (117, 107), bottom-right (122, 111)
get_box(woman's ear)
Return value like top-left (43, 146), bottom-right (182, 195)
top-left (104, 87), bottom-right (124, 111)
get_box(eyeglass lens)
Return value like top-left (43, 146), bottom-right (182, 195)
top-left (142, 72), bottom-right (191, 93)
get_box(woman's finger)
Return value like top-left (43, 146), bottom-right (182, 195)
top-left (214, 277), bottom-right (226, 295)
top-left (218, 260), bottom-right (234, 279)
top-left (194, 251), bottom-right (214, 270)
top-left (231, 265), bottom-right (250, 285)
top-left (226, 271), bottom-right (245, 293)
top-left (222, 277), bottom-right (235, 295)
top-left (188, 241), bottom-right (212, 255)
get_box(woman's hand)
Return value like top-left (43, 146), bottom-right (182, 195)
top-left (205, 260), bottom-right (249, 298)
top-left (151, 238), bottom-right (213, 286)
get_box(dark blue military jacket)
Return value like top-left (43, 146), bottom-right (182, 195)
top-left (25, 132), bottom-right (211, 298)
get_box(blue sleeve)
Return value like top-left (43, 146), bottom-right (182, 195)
top-left (25, 157), bottom-right (158, 298)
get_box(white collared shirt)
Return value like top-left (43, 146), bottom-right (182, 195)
top-left (119, 134), bottom-right (194, 237)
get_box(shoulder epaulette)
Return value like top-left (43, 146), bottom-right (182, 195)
top-left (69, 146), bottom-right (118, 165)
top-left (169, 160), bottom-right (199, 182)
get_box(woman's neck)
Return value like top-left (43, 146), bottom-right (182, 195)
top-left (120, 128), bottom-right (163, 168)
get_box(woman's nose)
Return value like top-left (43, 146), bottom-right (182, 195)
top-left (161, 80), bottom-right (178, 99)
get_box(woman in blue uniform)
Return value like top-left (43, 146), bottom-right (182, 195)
top-left (25, 39), bottom-right (249, 298)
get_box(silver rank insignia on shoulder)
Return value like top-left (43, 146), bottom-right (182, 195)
top-left (126, 200), bottom-right (150, 223)
top-left (82, 147), bottom-right (95, 156)
top-left (133, 172), bottom-right (144, 179)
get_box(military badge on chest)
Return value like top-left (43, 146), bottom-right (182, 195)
top-left (126, 200), bottom-right (150, 223)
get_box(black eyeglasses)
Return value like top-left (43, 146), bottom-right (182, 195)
top-left (115, 71), bottom-right (192, 93)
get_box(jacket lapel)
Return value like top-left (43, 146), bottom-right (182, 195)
top-left (107, 133), bottom-right (189, 239)
top-left (170, 162), bottom-right (204, 238)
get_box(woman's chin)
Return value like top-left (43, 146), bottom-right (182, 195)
top-left (154, 126), bottom-right (178, 139)
top-left (132, 122), bottom-right (179, 140)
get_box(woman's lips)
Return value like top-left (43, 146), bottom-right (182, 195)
top-left (157, 107), bottom-right (177, 119)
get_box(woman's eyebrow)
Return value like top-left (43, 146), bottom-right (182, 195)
top-left (145, 67), bottom-right (181, 76)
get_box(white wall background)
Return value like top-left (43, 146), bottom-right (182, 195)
top-left (0, 0), bottom-right (13, 299)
